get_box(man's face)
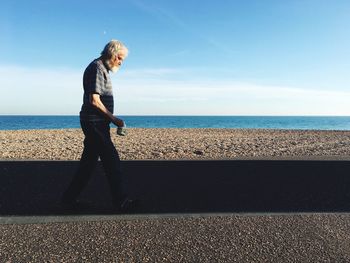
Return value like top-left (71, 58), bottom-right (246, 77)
top-left (110, 52), bottom-right (126, 73)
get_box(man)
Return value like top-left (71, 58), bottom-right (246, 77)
top-left (61, 40), bottom-right (135, 212)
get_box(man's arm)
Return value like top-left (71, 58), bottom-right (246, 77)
top-left (90, 93), bottom-right (124, 127)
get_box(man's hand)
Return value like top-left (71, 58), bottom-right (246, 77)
top-left (113, 117), bottom-right (125, 128)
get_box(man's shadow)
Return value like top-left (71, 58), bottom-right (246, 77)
top-left (1, 160), bottom-right (350, 216)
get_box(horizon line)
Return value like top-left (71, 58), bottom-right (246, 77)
top-left (1, 114), bottom-right (350, 117)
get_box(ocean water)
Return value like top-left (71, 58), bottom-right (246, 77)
top-left (1, 115), bottom-right (350, 130)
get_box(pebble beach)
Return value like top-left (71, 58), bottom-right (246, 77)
top-left (1, 128), bottom-right (350, 160)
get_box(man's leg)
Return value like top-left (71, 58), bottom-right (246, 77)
top-left (94, 123), bottom-right (125, 207)
top-left (61, 124), bottom-right (99, 203)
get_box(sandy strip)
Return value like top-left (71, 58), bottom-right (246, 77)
top-left (1, 128), bottom-right (350, 160)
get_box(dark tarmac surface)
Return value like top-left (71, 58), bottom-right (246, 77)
top-left (1, 213), bottom-right (350, 262)
top-left (1, 160), bottom-right (350, 262)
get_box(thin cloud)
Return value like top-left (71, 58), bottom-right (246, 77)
top-left (116, 78), bottom-right (350, 115)
top-left (1, 64), bottom-right (350, 115)
top-left (119, 68), bottom-right (183, 78)
top-left (129, 0), bottom-right (236, 55)
top-left (166, 49), bottom-right (191, 58)
top-left (0, 65), bottom-right (82, 115)
top-left (154, 6), bottom-right (236, 55)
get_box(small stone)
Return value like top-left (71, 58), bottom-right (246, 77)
top-left (194, 150), bottom-right (204, 155)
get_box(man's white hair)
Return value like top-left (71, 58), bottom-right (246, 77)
top-left (101, 40), bottom-right (129, 59)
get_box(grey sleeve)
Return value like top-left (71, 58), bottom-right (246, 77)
top-left (84, 64), bottom-right (105, 95)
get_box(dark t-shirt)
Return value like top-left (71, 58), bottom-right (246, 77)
top-left (79, 58), bottom-right (114, 122)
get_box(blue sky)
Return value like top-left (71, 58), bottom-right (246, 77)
top-left (1, 0), bottom-right (350, 115)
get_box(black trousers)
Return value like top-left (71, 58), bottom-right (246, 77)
top-left (62, 121), bottom-right (125, 206)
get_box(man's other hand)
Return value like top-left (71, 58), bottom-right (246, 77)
top-left (114, 117), bottom-right (125, 128)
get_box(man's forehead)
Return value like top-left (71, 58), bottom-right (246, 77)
top-left (117, 51), bottom-right (127, 59)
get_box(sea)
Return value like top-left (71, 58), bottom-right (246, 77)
top-left (1, 115), bottom-right (350, 131)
